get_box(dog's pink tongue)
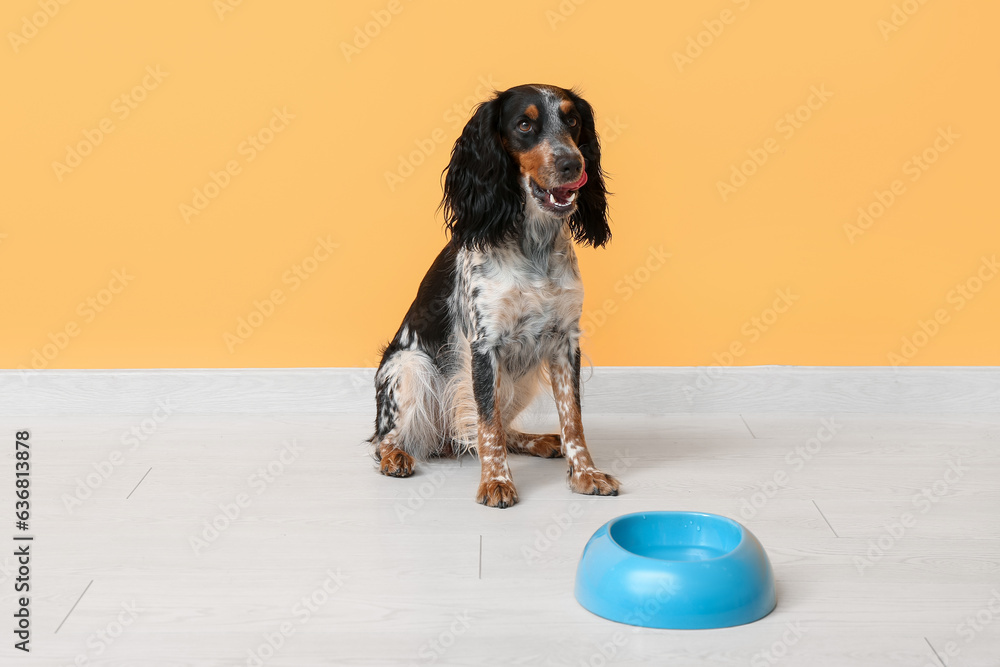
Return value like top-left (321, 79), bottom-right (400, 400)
top-left (552, 170), bottom-right (588, 196)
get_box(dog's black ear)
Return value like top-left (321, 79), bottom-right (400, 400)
top-left (441, 92), bottom-right (524, 250)
top-left (567, 91), bottom-right (611, 248)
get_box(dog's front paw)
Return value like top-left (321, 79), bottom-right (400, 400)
top-left (476, 478), bottom-right (519, 509)
top-left (569, 468), bottom-right (620, 496)
top-left (379, 449), bottom-right (415, 478)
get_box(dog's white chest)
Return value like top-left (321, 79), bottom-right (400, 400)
top-left (469, 243), bottom-right (581, 339)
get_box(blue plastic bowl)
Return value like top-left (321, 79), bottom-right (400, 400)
top-left (574, 511), bottom-right (775, 629)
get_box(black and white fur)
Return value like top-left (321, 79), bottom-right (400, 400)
top-left (370, 84), bottom-right (620, 508)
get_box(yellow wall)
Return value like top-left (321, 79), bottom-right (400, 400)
top-left (2, 0), bottom-right (997, 369)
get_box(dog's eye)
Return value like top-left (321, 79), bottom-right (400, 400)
top-left (518, 120), bottom-right (532, 132)
top-left (567, 117), bottom-right (579, 127)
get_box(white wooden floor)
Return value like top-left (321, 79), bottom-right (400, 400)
top-left (1, 373), bottom-right (999, 666)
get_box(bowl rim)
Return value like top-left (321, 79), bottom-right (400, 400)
top-left (605, 510), bottom-right (748, 563)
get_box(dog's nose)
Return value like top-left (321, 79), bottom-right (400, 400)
top-left (555, 154), bottom-right (583, 181)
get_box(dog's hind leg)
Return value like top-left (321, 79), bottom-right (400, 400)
top-left (375, 430), bottom-right (415, 477)
top-left (371, 348), bottom-right (444, 477)
top-left (505, 432), bottom-right (563, 458)
top-left (499, 366), bottom-right (562, 458)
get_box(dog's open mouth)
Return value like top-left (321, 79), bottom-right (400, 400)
top-left (531, 170), bottom-right (588, 213)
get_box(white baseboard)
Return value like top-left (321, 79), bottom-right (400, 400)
top-left (2, 366), bottom-right (997, 417)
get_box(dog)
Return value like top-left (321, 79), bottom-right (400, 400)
top-left (369, 84), bottom-right (620, 508)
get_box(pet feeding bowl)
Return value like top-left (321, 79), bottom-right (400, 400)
top-left (574, 511), bottom-right (775, 629)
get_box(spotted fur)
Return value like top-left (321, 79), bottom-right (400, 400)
top-left (370, 84), bottom-right (620, 508)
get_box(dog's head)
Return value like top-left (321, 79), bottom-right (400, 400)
top-left (442, 84), bottom-right (610, 250)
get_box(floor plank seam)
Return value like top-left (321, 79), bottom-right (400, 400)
top-left (923, 637), bottom-right (946, 667)
top-left (126, 466), bottom-right (153, 499)
top-left (811, 500), bottom-right (840, 538)
top-left (54, 579), bottom-right (93, 634)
